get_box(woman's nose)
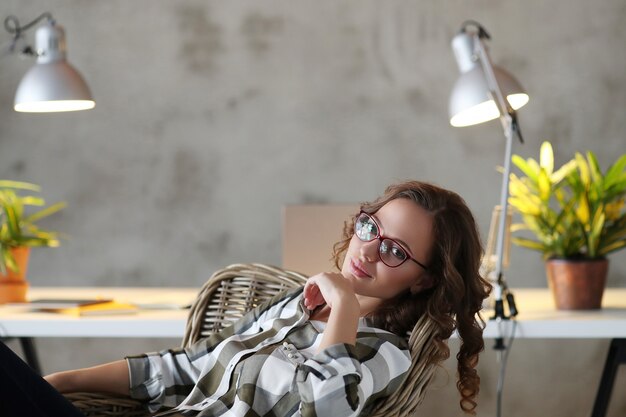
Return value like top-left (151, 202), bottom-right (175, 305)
top-left (359, 239), bottom-right (379, 263)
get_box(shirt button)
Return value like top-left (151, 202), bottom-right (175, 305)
top-left (283, 342), bottom-right (289, 347)
top-left (288, 353), bottom-right (295, 358)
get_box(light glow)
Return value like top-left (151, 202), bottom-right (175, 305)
top-left (15, 100), bottom-right (95, 113)
top-left (450, 93), bottom-right (529, 127)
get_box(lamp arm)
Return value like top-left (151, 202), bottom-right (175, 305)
top-left (495, 118), bottom-right (514, 288)
top-left (473, 33), bottom-right (525, 144)
top-left (472, 33), bottom-right (519, 319)
top-left (473, 34), bottom-right (512, 126)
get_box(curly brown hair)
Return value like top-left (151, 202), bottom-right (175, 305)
top-left (332, 180), bottom-right (491, 414)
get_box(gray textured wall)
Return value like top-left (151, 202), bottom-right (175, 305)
top-left (1, 1), bottom-right (625, 416)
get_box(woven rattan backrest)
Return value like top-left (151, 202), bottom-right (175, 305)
top-left (182, 263), bottom-right (308, 347)
top-left (368, 315), bottom-right (441, 417)
top-left (181, 263), bottom-right (440, 417)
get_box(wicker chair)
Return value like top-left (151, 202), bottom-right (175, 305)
top-left (65, 263), bottom-right (441, 417)
top-left (65, 263), bottom-right (307, 417)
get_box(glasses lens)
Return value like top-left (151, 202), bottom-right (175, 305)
top-left (355, 213), bottom-right (378, 241)
top-left (379, 238), bottom-right (408, 267)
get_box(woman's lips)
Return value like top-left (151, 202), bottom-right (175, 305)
top-left (350, 258), bottom-right (372, 278)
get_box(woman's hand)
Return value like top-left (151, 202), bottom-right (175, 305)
top-left (303, 272), bottom-right (358, 311)
top-left (304, 272), bottom-right (361, 351)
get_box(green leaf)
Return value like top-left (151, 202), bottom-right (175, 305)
top-left (587, 151), bottom-right (603, 186)
top-left (587, 210), bottom-right (605, 257)
top-left (15, 236), bottom-right (59, 247)
top-left (512, 155), bottom-right (539, 184)
top-left (599, 239), bottom-right (626, 256)
top-left (600, 231), bottom-right (626, 250)
top-left (0, 180), bottom-right (41, 192)
top-left (2, 203), bottom-right (21, 238)
top-left (575, 193), bottom-right (590, 225)
top-left (23, 202), bottom-right (67, 224)
top-left (527, 159), bottom-right (542, 180)
top-left (512, 237), bottom-right (548, 252)
top-left (606, 175), bottom-right (626, 198)
top-left (509, 173), bottom-right (528, 197)
top-left (509, 197), bottom-right (542, 216)
top-left (599, 218), bottom-right (626, 246)
top-left (567, 167), bottom-right (584, 193)
top-left (538, 169), bottom-right (551, 201)
top-left (604, 154), bottom-right (626, 186)
top-left (575, 153), bottom-right (590, 187)
top-left (551, 160), bottom-right (578, 185)
top-left (1, 248), bottom-right (18, 273)
top-left (553, 198), bottom-right (577, 230)
top-left (19, 196), bottom-right (45, 207)
top-left (510, 223), bottom-right (528, 232)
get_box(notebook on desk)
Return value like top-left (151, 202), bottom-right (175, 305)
top-left (39, 300), bottom-right (138, 316)
top-left (11, 299), bottom-right (112, 309)
top-left (282, 204), bottom-right (359, 276)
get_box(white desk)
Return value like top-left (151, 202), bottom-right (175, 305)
top-left (0, 287), bottom-right (197, 338)
top-left (1, 287), bottom-right (626, 339)
top-left (481, 288), bottom-right (626, 339)
top-left (1, 287), bottom-right (625, 417)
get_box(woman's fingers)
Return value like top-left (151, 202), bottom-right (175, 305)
top-left (304, 272), bottom-right (355, 310)
top-left (304, 279), bottom-right (324, 310)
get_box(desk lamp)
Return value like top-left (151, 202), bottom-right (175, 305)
top-left (449, 21), bottom-right (528, 324)
top-left (3, 13), bottom-right (95, 113)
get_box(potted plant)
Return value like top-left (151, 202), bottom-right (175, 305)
top-left (0, 180), bottom-right (66, 303)
top-left (507, 142), bottom-right (626, 309)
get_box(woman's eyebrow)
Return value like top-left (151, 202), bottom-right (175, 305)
top-left (372, 214), bottom-right (416, 256)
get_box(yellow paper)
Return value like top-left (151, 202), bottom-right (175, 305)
top-left (42, 300), bottom-right (138, 316)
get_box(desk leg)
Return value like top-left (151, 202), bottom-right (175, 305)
top-left (19, 337), bottom-right (42, 375)
top-left (591, 338), bottom-right (626, 417)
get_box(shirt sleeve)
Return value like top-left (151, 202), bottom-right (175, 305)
top-left (126, 348), bottom-right (198, 411)
top-left (125, 287), bottom-right (304, 411)
top-left (295, 334), bottom-right (411, 417)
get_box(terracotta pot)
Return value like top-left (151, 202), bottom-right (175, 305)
top-left (0, 280), bottom-right (29, 303)
top-left (0, 246), bottom-right (30, 303)
top-left (545, 258), bottom-right (608, 310)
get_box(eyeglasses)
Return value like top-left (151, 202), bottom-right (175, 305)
top-left (354, 211), bottom-right (429, 270)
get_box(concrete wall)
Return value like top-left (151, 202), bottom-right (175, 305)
top-left (1, 1), bottom-right (625, 416)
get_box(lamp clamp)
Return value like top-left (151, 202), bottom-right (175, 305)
top-left (510, 111), bottom-right (525, 144)
top-left (4, 13), bottom-right (54, 56)
top-left (459, 20), bottom-right (491, 40)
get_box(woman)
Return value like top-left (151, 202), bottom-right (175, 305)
top-left (3, 180), bottom-right (490, 416)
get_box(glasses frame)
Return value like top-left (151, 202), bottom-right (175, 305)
top-left (355, 211), bottom-right (429, 270)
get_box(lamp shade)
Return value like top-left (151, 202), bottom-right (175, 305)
top-left (449, 66), bottom-right (528, 127)
top-left (14, 21), bottom-right (94, 113)
top-left (448, 31), bottom-right (527, 127)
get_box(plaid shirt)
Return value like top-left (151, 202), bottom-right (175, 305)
top-left (126, 288), bottom-right (411, 417)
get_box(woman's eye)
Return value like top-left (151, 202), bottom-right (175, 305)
top-left (391, 246), bottom-right (407, 260)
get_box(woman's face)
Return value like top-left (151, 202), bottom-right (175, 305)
top-left (341, 198), bottom-right (435, 303)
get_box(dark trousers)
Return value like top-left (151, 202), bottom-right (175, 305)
top-left (0, 341), bottom-right (85, 417)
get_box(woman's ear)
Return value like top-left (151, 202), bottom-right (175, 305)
top-left (410, 274), bottom-right (434, 294)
